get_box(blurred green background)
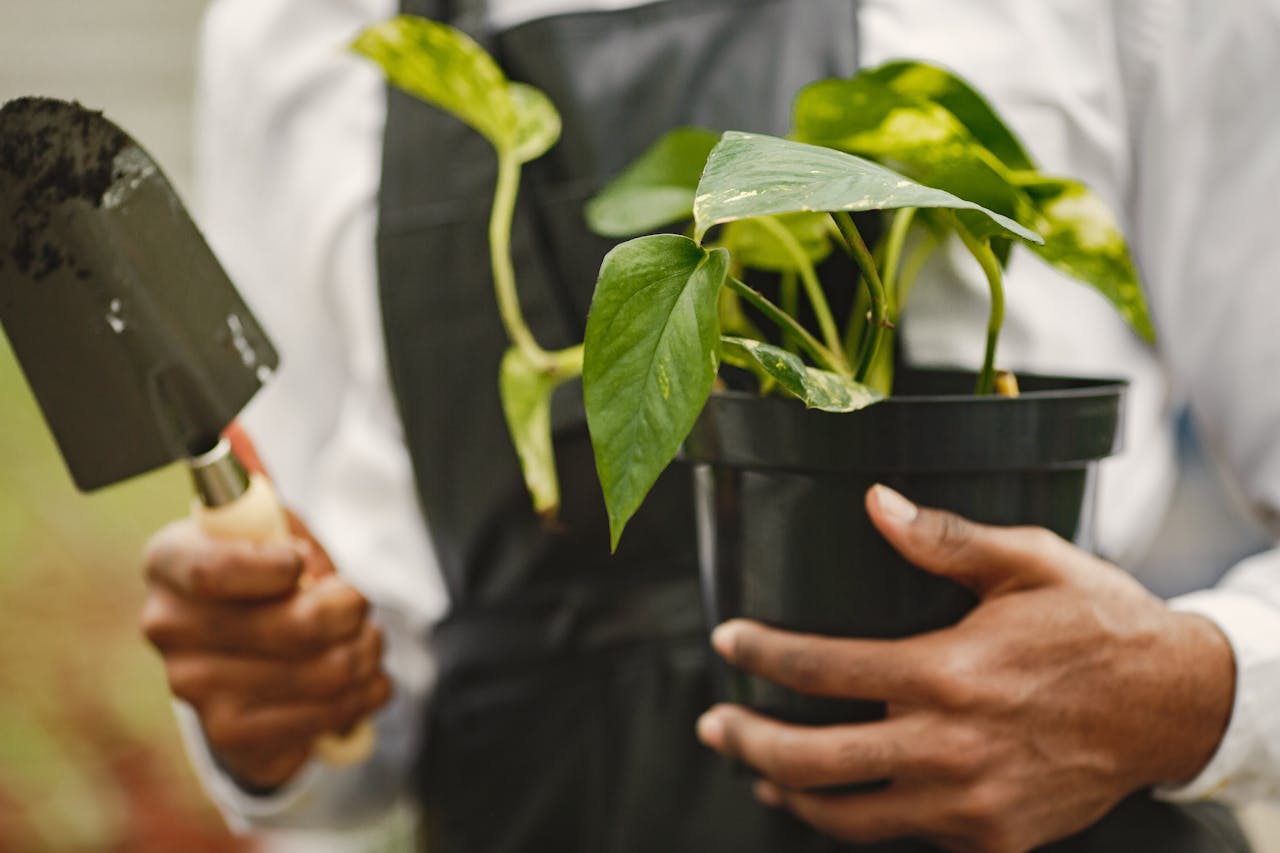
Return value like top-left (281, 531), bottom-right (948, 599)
top-left (1, 1), bottom-right (1277, 851)
top-left (0, 1), bottom-right (251, 850)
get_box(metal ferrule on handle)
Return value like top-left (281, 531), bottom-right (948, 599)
top-left (189, 439), bottom-right (250, 508)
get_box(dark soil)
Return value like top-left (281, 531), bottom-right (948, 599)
top-left (0, 97), bottom-right (128, 281)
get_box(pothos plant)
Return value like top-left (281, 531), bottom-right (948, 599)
top-left (353, 16), bottom-right (1152, 549)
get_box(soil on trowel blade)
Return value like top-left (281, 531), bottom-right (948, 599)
top-left (0, 97), bottom-right (128, 281)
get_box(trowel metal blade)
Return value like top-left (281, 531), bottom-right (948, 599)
top-left (0, 97), bottom-right (278, 491)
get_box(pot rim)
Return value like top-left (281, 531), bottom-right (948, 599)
top-left (685, 368), bottom-right (1128, 473)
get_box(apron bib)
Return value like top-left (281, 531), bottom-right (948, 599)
top-left (374, 1), bottom-right (1250, 849)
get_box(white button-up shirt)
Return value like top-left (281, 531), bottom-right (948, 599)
top-left (183, 0), bottom-right (1280, 842)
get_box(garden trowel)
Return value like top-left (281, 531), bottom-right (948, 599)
top-left (0, 96), bottom-right (372, 765)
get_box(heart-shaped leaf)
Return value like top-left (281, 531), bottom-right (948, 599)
top-left (791, 78), bottom-right (1024, 238)
top-left (720, 212), bottom-right (834, 273)
top-left (720, 337), bottom-right (883, 412)
top-left (586, 127), bottom-right (721, 238)
top-left (693, 133), bottom-right (1041, 246)
top-left (1017, 177), bottom-right (1154, 341)
top-left (864, 61), bottom-right (1034, 172)
top-left (584, 235), bottom-right (729, 549)
top-left (353, 17), bottom-right (514, 150)
top-left (509, 82), bottom-right (562, 164)
top-left (353, 16), bottom-right (559, 163)
top-left (792, 71), bottom-right (1152, 341)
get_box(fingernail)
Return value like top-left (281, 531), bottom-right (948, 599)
top-left (710, 621), bottom-right (740, 660)
top-left (696, 711), bottom-right (724, 748)
top-left (754, 780), bottom-right (784, 808)
top-left (873, 484), bottom-right (918, 525)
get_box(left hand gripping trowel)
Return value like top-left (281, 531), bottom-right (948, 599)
top-left (0, 96), bottom-right (374, 767)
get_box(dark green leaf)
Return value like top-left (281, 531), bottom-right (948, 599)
top-left (1018, 177), bottom-right (1154, 342)
top-left (584, 235), bottom-right (729, 549)
top-left (865, 61), bottom-right (1034, 172)
top-left (694, 132), bottom-right (1041, 245)
top-left (720, 212), bottom-right (833, 273)
top-left (719, 337), bottom-right (883, 412)
top-left (499, 347), bottom-right (570, 519)
top-left (585, 128), bottom-right (720, 237)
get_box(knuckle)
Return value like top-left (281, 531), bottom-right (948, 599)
top-left (304, 583), bottom-right (368, 644)
top-left (142, 522), bottom-right (192, 586)
top-left (950, 784), bottom-right (1013, 842)
top-left (202, 704), bottom-right (251, 750)
top-left (165, 659), bottom-right (213, 704)
top-left (931, 511), bottom-right (975, 554)
top-left (777, 646), bottom-right (824, 692)
top-left (928, 649), bottom-right (983, 711)
top-left (186, 556), bottom-right (225, 599)
top-left (316, 645), bottom-right (360, 694)
top-left (928, 727), bottom-right (989, 780)
top-left (1016, 525), bottom-right (1063, 557)
top-left (763, 729), bottom-right (808, 786)
top-left (139, 595), bottom-right (180, 651)
top-left (829, 734), bottom-right (893, 784)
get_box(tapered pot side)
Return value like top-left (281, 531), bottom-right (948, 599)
top-left (683, 369), bottom-right (1127, 726)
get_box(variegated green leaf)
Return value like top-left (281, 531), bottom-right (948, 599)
top-left (1017, 177), bottom-right (1154, 341)
top-left (719, 337), bottom-right (883, 412)
top-left (584, 235), bottom-right (729, 549)
top-left (864, 60), bottom-right (1034, 171)
top-left (509, 82), bottom-right (562, 164)
top-left (499, 347), bottom-right (576, 519)
top-left (694, 133), bottom-right (1041, 245)
top-left (353, 16), bottom-right (559, 164)
top-left (791, 77), bottom-right (1023, 238)
top-left (586, 127), bottom-right (720, 237)
top-left (353, 17), bottom-right (514, 149)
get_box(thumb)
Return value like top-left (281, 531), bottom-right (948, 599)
top-left (864, 484), bottom-right (1063, 596)
top-left (221, 420), bottom-right (331, 577)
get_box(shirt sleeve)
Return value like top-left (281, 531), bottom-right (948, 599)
top-left (1124, 0), bottom-right (1280, 804)
top-left (178, 0), bottom-right (449, 835)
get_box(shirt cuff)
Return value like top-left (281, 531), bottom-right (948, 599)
top-left (1157, 587), bottom-right (1280, 804)
top-left (172, 701), bottom-right (324, 832)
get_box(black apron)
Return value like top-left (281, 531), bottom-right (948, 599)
top-left (374, 1), bottom-right (1251, 850)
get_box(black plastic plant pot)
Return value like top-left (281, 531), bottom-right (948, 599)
top-left (683, 368), bottom-right (1127, 726)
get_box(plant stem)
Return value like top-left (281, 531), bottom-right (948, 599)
top-left (954, 221), bottom-right (1005, 395)
top-left (896, 230), bottom-right (937, 312)
top-left (779, 270), bottom-right (799, 353)
top-left (492, 153), bottom-right (553, 371)
top-left (757, 216), bottom-right (849, 372)
top-left (881, 207), bottom-right (917, 312)
top-left (833, 212), bottom-right (891, 384)
top-left (726, 276), bottom-right (845, 375)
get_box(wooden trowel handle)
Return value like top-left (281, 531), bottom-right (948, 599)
top-left (190, 439), bottom-right (377, 768)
